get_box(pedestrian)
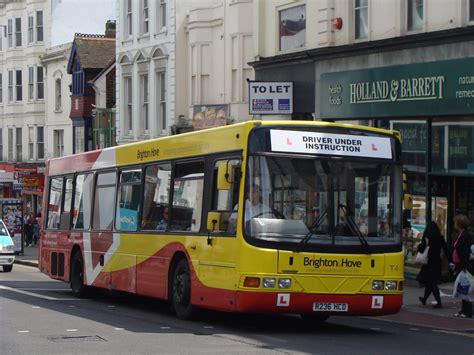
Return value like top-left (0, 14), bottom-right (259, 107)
top-left (451, 214), bottom-right (473, 318)
top-left (32, 213), bottom-right (40, 245)
top-left (416, 221), bottom-right (451, 309)
top-left (24, 213), bottom-right (33, 247)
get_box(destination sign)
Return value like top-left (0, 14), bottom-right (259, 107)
top-left (270, 130), bottom-right (392, 159)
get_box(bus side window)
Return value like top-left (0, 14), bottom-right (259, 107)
top-left (115, 169), bottom-right (142, 231)
top-left (47, 177), bottom-right (64, 229)
top-left (210, 159), bottom-right (241, 234)
top-left (72, 173), bottom-right (93, 230)
top-left (59, 176), bottom-right (73, 230)
top-left (141, 163), bottom-right (171, 231)
top-left (92, 171), bottom-right (116, 231)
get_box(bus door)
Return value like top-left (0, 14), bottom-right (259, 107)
top-left (203, 158), bottom-right (241, 300)
top-left (89, 171), bottom-right (117, 290)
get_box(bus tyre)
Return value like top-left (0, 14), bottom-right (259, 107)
top-left (172, 258), bottom-right (194, 319)
top-left (71, 252), bottom-right (87, 298)
top-left (300, 313), bottom-right (330, 324)
top-left (3, 265), bottom-right (13, 272)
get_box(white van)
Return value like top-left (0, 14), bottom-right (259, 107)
top-left (0, 220), bottom-right (15, 272)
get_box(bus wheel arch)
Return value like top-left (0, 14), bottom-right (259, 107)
top-left (169, 253), bottom-right (194, 319)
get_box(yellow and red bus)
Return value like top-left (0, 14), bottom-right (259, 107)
top-left (39, 120), bottom-right (404, 320)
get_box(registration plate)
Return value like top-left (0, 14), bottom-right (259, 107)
top-left (313, 302), bottom-right (348, 312)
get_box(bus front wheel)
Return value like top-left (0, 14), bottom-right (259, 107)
top-left (3, 264), bottom-right (12, 272)
top-left (171, 258), bottom-right (194, 319)
top-left (71, 252), bottom-right (87, 298)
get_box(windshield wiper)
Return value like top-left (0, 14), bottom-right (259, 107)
top-left (338, 204), bottom-right (371, 252)
top-left (293, 208), bottom-right (328, 252)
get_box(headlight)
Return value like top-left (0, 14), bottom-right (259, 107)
top-left (262, 278), bottom-right (276, 288)
top-left (372, 280), bottom-right (384, 290)
top-left (385, 281), bottom-right (397, 290)
top-left (278, 278), bottom-right (291, 289)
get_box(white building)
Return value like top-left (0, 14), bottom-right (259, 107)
top-left (40, 42), bottom-right (72, 158)
top-left (185, 0), bottom-right (254, 128)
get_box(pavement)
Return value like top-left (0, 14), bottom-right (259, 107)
top-left (14, 244), bottom-right (474, 332)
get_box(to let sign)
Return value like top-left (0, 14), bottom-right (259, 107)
top-left (249, 81), bottom-right (293, 115)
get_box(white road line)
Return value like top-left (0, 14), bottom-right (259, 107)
top-left (17, 330), bottom-right (30, 333)
top-left (160, 326), bottom-right (171, 329)
top-left (203, 326), bottom-right (214, 329)
top-left (0, 285), bottom-right (80, 301)
top-left (66, 329), bottom-right (78, 332)
top-left (32, 306), bottom-right (41, 309)
top-left (114, 328), bottom-right (124, 330)
top-left (107, 305), bottom-right (116, 308)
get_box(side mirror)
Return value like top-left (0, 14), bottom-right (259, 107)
top-left (217, 161), bottom-right (232, 190)
top-left (207, 211), bottom-right (221, 232)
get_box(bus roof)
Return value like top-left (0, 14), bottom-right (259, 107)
top-left (46, 120), bottom-right (399, 176)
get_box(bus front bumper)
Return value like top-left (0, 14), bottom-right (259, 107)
top-left (235, 292), bottom-right (402, 316)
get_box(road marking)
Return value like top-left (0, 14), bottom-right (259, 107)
top-left (18, 330), bottom-right (30, 333)
top-left (433, 329), bottom-right (474, 338)
top-left (107, 305), bottom-right (116, 308)
top-left (160, 326), bottom-right (171, 330)
top-left (66, 329), bottom-right (78, 332)
top-left (32, 306), bottom-right (41, 309)
top-left (0, 285), bottom-right (80, 301)
top-left (203, 326), bottom-right (214, 329)
top-left (68, 305), bottom-right (76, 308)
top-left (114, 328), bottom-right (124, 330)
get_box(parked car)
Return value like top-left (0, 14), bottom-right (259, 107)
top-left (0, 220), bottom-right (15, 272)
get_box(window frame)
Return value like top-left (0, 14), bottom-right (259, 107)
top-left (354, 0), bottom-right (369, 41)
top-left (407, 0), bottom-right (424, 32)
top-left (37, 126), bottom-right (44, 160)
top-left (115, 167), bottom-right (143, 231)
top-left (91, 170), bottom-right (117, 231)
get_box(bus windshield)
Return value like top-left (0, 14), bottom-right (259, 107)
top-left (244, 155), bottom-right (402, 247)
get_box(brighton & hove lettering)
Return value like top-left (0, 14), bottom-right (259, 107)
top-left (303, 257), bottom-right (362, 269)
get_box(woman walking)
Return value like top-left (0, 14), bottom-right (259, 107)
top-left (417, 221), bottom-right (450, 308)
top-left (452, 214), bottom-right (473, 318)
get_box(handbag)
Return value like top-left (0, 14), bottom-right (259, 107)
top-left (453, 270), bottom-right (474, 302)
top-left (415, 246), bottom-right (429, 265)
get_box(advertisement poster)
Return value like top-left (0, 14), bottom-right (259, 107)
top-left (192, 104), bottom-right (230, 130)
top-left (1, 199), bottom-right (24, 254)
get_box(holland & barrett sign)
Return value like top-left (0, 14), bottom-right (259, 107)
top-left (320, 58), bottom-right (474, 118)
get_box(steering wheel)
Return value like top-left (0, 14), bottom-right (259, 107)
top-left (253, 209), bottom-right (285, 219)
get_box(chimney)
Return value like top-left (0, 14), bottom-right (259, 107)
top-left (105, 20), bottom-right (116, 38)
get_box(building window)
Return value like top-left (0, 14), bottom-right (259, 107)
top-left (74, 126), bottom-right (85, 154)
top-left (158, 0), bottom-right (167, 30)
top-left (37, 66), bottom-right (44, 99)
top-left (140, 74), bottom-right (149, 134)
top-left (37, 126), bottom-right (44, 159)
top-left (407, 0), bottom-right (423, 31)
top-left (355, 0), bottom-right (368, 39)
top-left (28, 15), bottom-right (34, 43)
top-left (72, 62), bottom-right (84, 95)
top-left (28, 126), bottom-right (34, 160)
top-left (28, 66), bottom-right (34, 100)
top-left (7, 19), bottom-right (12, 48)
top-left (8, 71), bottom-right (13, 102)
top-left (16, 70), bottom-right (22, 101)
top-left (0, 74), bottom-right (3, 103)
top-left (55, 79), bottom-right (62, 110)
top-left (36, 11), bottom-right (43, 42)
top-left (126, 0), bottom-right (133, 37)
top-left (125, 76), bottom-right (132, 133)
top-left (8, 128), bottom-right (13, 161)
top-left (279, 5), bottom-right (306, 51)
top-left (15, 127), bottom-right (22, 162)
top-left (157, 71), bottom-right (166, 131)
top-left (54, 130), bottom-right (64, 157)
top-left (15, 17), bottom-right (22, 47)
top-left (142, 0), bottom-right (149, 34)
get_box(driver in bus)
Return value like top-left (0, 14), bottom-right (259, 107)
top-left (230, 184), bottom-right (275, 225)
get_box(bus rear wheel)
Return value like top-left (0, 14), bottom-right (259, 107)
top-left (171, 258), bottom-right (194, 319)
top-left (3, 264), bottom-right (13, 272)
top-left (71, 252), bottom-right (87, 298)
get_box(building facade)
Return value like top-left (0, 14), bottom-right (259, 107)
top-left (40, 42), bottom-right (73, 158)
top-left (116, 0), bottom-right (177, 143)
top-left (251, 0), bottom-right (474, 273)
top-left (0, 0), bottom-right (49, 205)
top-left (186, 0), bottom-right (254, 129)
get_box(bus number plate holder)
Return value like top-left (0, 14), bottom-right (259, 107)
top-left (313, 302), bottom-right (348, 312)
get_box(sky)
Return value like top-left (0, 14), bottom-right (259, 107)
top-left (51, 0), bottom-right (116, 46)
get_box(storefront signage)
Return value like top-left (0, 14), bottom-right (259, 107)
top-left (270, 130), bottom-right (392, 159)
top-left (249, 81), bottom-right (293, 114)
top-left (320, 58), bottom-right (474, 118)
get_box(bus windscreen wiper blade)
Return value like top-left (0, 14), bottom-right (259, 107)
top-left (293, 209), bottom-right (328, 252)
top-left (338, 204), bottom-right (370, 251)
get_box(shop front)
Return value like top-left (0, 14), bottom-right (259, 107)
top-left (319, 57), bottom-right (474, 276)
